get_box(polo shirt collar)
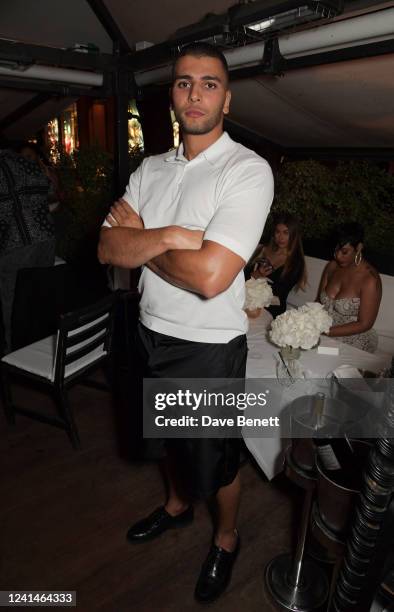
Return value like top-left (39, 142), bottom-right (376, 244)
top-left (164, 132), bottom-right (233, 166)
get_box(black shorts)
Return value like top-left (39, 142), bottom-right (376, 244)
top-left (134, 323), bottom-right (247, 499)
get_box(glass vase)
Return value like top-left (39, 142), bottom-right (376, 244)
top-left (277, 345), bottom-right (303, 385)
top-left (280, 346), bottom-right (301, 361)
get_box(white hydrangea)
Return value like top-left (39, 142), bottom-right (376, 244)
top-left (244, 278), bottom-right (274, 310)
top-left (299, 302), bottom-right (332, 334)
top-left (269, 302), bottom-right (332, 350)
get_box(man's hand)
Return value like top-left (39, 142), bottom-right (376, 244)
top-left (106, 198), bottom-right (144, 229)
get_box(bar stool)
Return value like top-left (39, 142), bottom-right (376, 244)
top-left (265, 446), bottom-right (329, 611)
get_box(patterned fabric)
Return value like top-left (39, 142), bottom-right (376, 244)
top-left (320, 290), bottom-right (378, 353)
top-left (0, 151), bottom-right (54, 255)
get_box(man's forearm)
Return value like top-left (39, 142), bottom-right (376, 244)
top-left (98, 226), bottom-right (173, 268)
top-left (148, 250), bottom-right (211, 295)
top-left (146, 242), bottom-right (242, 299)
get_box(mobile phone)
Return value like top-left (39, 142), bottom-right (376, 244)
top-left (256, 257), bottom-right (272, 268)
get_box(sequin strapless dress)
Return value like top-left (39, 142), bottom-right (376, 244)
top-left (320, 290), bottom-right (378, 354)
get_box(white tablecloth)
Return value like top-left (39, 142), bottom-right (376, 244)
top-left (243, 313), bottom-right (391, 480)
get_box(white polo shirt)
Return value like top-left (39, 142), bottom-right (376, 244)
top-left (121, 132), bottom-right (274, 343)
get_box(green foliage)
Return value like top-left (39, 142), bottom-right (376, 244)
top-left (274, 160), bottom-right (394, 263)
top-left (53, 146), bottom-right (144, 264)
top-left (53, 146), bottom-right (113, 263)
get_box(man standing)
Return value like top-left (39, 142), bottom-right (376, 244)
top-left (98, 43), bottom-right (273, 602)
top-left (0, 143), bottom-right (55, 354)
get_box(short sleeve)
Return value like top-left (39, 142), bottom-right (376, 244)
top-left (102, 159), bottom-right (144, 228)
top-left (203, 157), bottom-right (274, 262)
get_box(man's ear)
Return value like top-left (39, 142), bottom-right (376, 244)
top-left (223, 90), bottom-right (231, 115)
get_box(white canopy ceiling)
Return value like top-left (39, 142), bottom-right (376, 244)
top-left (0, 0), bottom-right (393, 150)
top-left (0, 0), bottom-right (237, 51)
top-left (230, 54), bottom-right (394, 147)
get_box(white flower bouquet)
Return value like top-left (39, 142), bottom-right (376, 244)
top-left (270, 302), bottom-right (332, 350)
top-left (300, 302), bottom-right (332, 335)
top-left (244, 278), bottom-right (274, 318)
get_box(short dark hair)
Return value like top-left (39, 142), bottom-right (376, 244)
top-left (335, 222), bottom-right (364, 249)
top-left (172, 42), bottom-right (229, 85)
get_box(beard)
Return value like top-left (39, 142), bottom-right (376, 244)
top-left (176, 107), bottom-right (224, 136)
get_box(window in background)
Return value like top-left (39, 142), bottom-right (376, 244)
top-left (62, 103), bottom-right (79, 155)
top-left (170, 109), bottom-right (179, 148)
top-left (46, 118), bottom-right (59, 162)
top-left (128, 100), bottom-right (144, 152)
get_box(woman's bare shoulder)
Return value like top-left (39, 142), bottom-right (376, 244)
top-left (325, 260), bottom-right (337, 274)
top-left (362, 261), bottom-right (381, 288)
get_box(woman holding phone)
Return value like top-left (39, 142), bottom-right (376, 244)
top-left (247, 212), bottom-right (306, 318)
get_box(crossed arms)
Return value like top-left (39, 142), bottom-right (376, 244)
top-left (97, 199), bottom-right (245, 299)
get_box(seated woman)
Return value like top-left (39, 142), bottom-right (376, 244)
top-left (246, 212), bottom-right (306, 318)
top-left (317, 222), bottom-right (382, 353)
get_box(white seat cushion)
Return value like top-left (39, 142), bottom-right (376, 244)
top-left (2, 334), bottom-right (107, 382)
top-left (287, 256), bottom-right (327, 308)
top-left (2, 335), bottom-right (56, 380)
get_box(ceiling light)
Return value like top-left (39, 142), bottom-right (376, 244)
top-left (248, 19), bottom-right (276, 33)
top-left (231, 1), bottom-right (343, 32)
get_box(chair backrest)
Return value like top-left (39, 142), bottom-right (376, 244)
top-left (287, 255), bottom-right (328, 308)
top-left (12, 264), bottom-right (71, 351)
top-left (53, 293), bottom-right (117, 386)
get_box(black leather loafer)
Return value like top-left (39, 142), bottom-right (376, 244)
top-left (194, 534), bottom-right (240, 603)
top-left (126, 505), bottom-right (194, 543)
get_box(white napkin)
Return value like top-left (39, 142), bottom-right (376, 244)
top-left (333, 364), bottom-right (371, 392)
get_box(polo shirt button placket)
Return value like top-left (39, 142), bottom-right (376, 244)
top-left (177, 164), bottom-right (186, 191)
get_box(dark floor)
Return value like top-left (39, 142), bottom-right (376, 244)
top-left (0, 371), bottom-right (307, 612)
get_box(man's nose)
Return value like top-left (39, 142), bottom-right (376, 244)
top-left (189, 84), bottom-right (201, 102)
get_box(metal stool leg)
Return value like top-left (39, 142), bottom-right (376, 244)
top-left (265, 487), bottom-right (329, 611)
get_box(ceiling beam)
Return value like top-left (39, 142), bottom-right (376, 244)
top-left (85, 0), bottom-right (131, 54)
top-left (230, 39), bottom-right (394, 80)
top-left (0, 93), bottom-right (51, 131)
top-left (0, 39), bottom-right (116, 72)
top-left (0, 76), bottom-right (111, 98)
top-left (285, 38), bottom-right (394, 71)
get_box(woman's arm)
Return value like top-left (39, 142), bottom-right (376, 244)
top-left (327, 273), bottom-right (382, 337)
top-left (265, 266), bottom-right (297, 317)
top-left (252, 262), bottom-right (273, 279)
top-left (251, 246), bottom-right (274, 279)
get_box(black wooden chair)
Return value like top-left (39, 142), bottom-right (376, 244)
top-left (1, 293), bottom-right (117, 448)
